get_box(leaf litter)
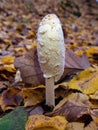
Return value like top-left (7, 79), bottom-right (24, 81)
top-left (0, 0), bottom-right (98, 129)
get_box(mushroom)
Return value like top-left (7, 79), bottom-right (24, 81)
top-left (37, 14), bottom-right (65, 107)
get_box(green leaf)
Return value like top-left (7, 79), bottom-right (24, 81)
top-left (0, 106), bottom-right (28, 130)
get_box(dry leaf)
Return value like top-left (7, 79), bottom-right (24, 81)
top-left (46, 93), bottom-right (92, 123)
top-left (14, 48), bottom-right (45, 86)
top-left (0, 81), bottom-right (7, 92)
top-left (89, 91), bottom-right (98, 100)
top-left (3, 64), bottom-right (16, 72)
top-left (14, 48), bottom-right (90, 86)
top-left (25, 115), bottom-right (68, 130)
top-left (84, 121), bottom-right (98, 130)
top-left (65, 122), bottom-right (84, 130)
top-left (1, 56), bottom-right (15, 64)
top-left (25, 105), bottom-right (44, 116)
top-left (90, 109), bottom-right (98, 120)
top-left (22, 85), bottom-right (45, 107)
top-left (94, 117), bottom-right (98, 125)
top-left (68, 67), bottom-right (98, 94)
top-left (0, 88), bottom-right (22, 111)
top-left (65, 49), bottom-right (90, 69)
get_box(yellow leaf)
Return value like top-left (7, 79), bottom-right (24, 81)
top-left (4, 39), bottom-right (12, 45)
top-left (68, 67), bottom-right (98, 95)
top-left (89, 91), bottom-right (98, 100)
top-left (25, 115), bottom-right (67, 130)
top-left (4, 64), bottom-right (16, 72)
top-left (0, 74), bottom-right (8, 79)
top-left (32, 43), bottom-right (37, 49)
top-left (75, 50), bottom-right (84, 56)
top-left (94, 117), bottom-right (98, 125)
top-left (85, 47), bottom-right (98, 57)
top-left (26, 31), bottom-right (35, 39)
top-left (22, 85), bottom-right (45, 107)
top-left (14, 48), bottom-right (26, 53)
top-left (1, 56), bottom-right (15, 64)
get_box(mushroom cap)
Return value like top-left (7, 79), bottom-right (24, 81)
top-left (37, 14), bottom-right (65, 82)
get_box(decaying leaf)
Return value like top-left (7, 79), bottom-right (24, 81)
top-left (94, 117), bottom-right (98, 125)
top-left (1, 56), bottom-right (15, 64)
top-left (65, 49), bottom-right (90, 69)
top-left (26, 105), bottom-right (44, 116)
top-left (68, 67), bottom-right (98, 95)
top-left (3, 64), bottom-right (16, 73)
top-left (0, 81), bottom-right (7, 92)
top-left (14, 47), bottom-right (90, 86)
top-left (25, 115), bottom-right (68, 130)
top-left (14, 48), bottom-right (45, 86)
top-left (89, 91), bottom-right (98, 100)
top-left (46, 93), bottom-right (92, 123)
top-left (0, 88), bottom-right (22, 111)
top-left (84, 121), bottom-right (98, 130)
top-left (65, 122), bottom-right (84, 130)
top-left (90, 109), bottom-right (98, 120)
top-left (22, 85), bottom-right (45, 107)
top-left (65, 121), bottom-right (98, 130)
top-left (0, 55), bottom-right (16, 73)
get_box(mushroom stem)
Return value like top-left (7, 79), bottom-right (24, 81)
top-left (45, 77), bottom-right (55, 107)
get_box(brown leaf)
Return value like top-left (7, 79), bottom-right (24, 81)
top-left (25, 105), bottom-right (44, 116)
top-left (0, 88), bottom-right (22, 112)
top-left (89, 91), bottom-right (98, 100)
top-left (14, 47), bottom-right (90, 86)
top-left (65, 122), bottom-right (84, 130)
top-left (22, 85), bottom-right (45, 107)
top-left (46, 93), bottom-right (92, 123)
top-left (90, 109), bottom-right (98, 120)
top-left (84, 121), bottom-right (98, 130)
top-left (65, 49), bottom-right (90, 69)
top-left (0, 81), bottom-right (7, 92)
top-left (14, 48), bottom-right (45, 86)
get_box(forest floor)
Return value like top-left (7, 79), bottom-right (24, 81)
top-left (0, 0), bottom-right (98, 130)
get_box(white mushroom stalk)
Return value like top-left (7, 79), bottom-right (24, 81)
top-left (37, 14), bottom-right (65, 107)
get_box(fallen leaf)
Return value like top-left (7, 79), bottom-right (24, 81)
top-left (68, 67), bottom-right (98, 94)
top-left (46, 93), bottom-right (92, 123)
top-left (0, 88), bottom-right (22, 111)
top-left (89, 91), bottom-right (98, 100)
top-left (3, 64), bottom-right (16, 72)
top-left (0, 106), bottom-right (28, 130)
top-left (14, 48), bottom-right (45, 86)
top-left (25, 115), bottom-right (68, 130)
top-left (22, 85), bottom-right (45, 107)
top-left (65, 49), bottom-right (90, 69)
top-left (65, 122), bottom-right (84, 130)
top-left (85, 47), bottom-right (98, 58)
top-left (84, 121), bottom-right (98, 130)
top-left (1, 56), bottom-right (15, 64)
top-left (25, 105), bottom-right (44, 116)
top-left (0, 81), bottom-right (7, 92)
top-left (90, 109), bottom-right (98, 120)
top-left (14, 47), bottom-right (90, 86)
top-left (4, 39), bottom-right (12, 45)
top-left (94, 117), bottom-right (98, 125)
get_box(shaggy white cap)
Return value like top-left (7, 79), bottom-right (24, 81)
top-left (37, 14), bottom-right (65, 82)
